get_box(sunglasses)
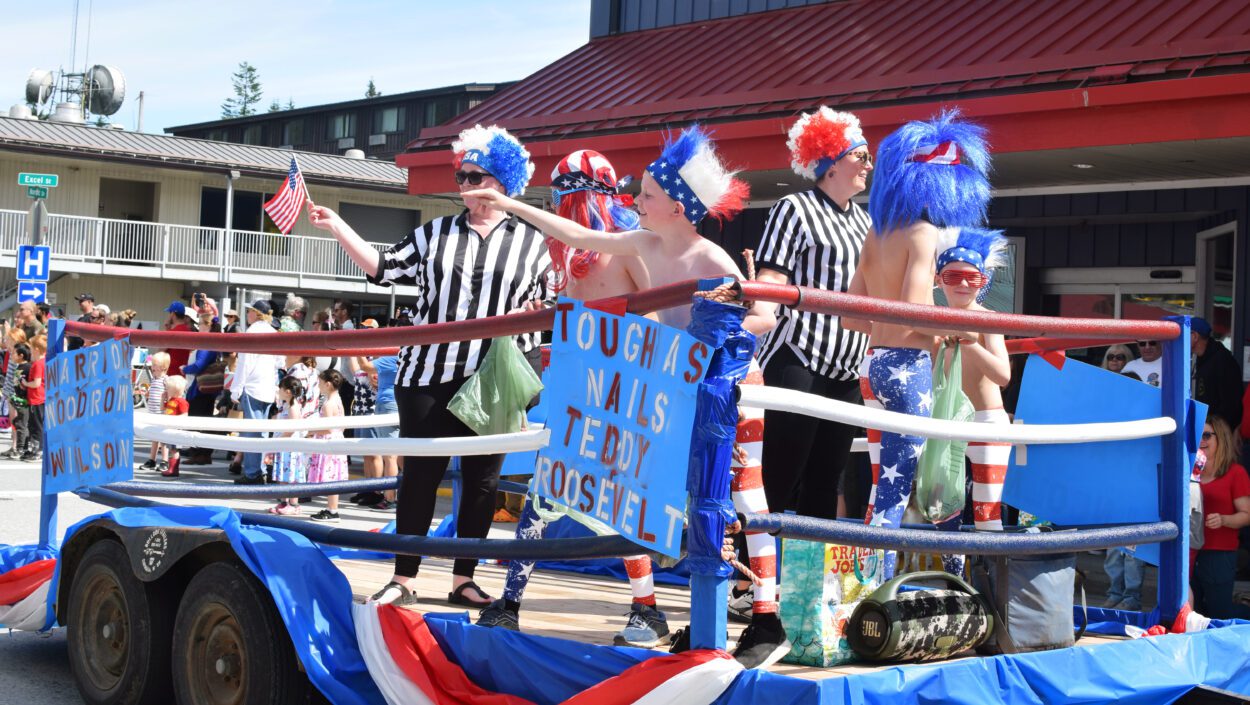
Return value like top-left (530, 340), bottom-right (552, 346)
top-left (939, 270), bottom-right (988, 287)
top-left (1202, 432), bottom-right (1215, 440)
top-left (1106, 354), bottom-right (1127, 362)
top-left (1139, 341), bottom-right (1159, 347)
top-left (846, 151), bottom-right (873, 165)
top-left (454, 170), bottom-right (492, 186)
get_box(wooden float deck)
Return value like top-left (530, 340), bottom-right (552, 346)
top-left (334, 556), bottom-right (1129, 681)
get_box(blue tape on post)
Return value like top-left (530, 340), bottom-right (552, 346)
top-left (1158, 316), bottom-right (1193, 625)
top-left (38, 319), bottom-right (65, 548)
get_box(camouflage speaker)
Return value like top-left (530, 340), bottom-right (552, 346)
top-left (847, 571), bottom-right (993, 662)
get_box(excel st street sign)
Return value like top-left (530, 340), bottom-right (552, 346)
top-left (18, 173), bottom-right (59, 188)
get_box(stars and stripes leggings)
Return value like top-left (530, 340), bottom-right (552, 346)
top-left (859, 347), bottom-right (933, 581)
top-left (503, 361), bottom-right (779, 616)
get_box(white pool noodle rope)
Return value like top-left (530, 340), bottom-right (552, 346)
top-left (134, 422), bottom-right (550, 456)
top-left (135, 411), bottom-right (401, 433)
top-left (737, 385), bottom-right (1175, 444)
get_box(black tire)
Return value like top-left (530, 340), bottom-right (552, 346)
top-left (172, 561), bottom-right (310, 705)
top-left (67, 538), bottom-right (175, 705)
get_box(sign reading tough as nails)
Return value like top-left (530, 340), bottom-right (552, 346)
top-left (534, 298), bottom-right (711, 557)
top-left (43, 338), bottom-right (134, 494)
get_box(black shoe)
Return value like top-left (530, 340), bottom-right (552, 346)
top-left (20, 451), bottom-right (40, 463)
top-left (370, 581), bottom-right (418, 607)
top-left (233, 474), bottom-right (266, 485)
top-left (155, 461), bottom-right (169, 473)
top-left (227, 462), bottom-right (242, 475)
top-left (476, 600), bottom-right (520, 631)
top-left (668, 626), bottom-right (690, 654)
top-left (732, 614), bottom-right (790, 669)
top-left (140, 459), bottom-right (157, 470)
top-left (354, 491), bottom-right (385, 505)
top-left (309, 509), bottom-right (340, 523)
top-left (368, 499), bottom-right (397, 512)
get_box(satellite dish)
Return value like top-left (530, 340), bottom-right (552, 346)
top-left (85, 65), bottom-right (125, 116)
top-left (25, 69), bottom-right (54, 105)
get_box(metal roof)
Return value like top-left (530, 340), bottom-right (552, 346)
top-left (407, 0), bottom-right (1250, 151)
top-left (0, 116), bottom-right (407, 191)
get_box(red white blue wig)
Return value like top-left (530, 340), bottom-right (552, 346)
top-left (935, 225), bottom-right (1008, 301)
top-left (452, 124), bottom-right (535, 197)
top-left (787, 107), bottom-right (866, 180)
top-left (547, 150), bottom-right (640, 291)
top-left (868, 110), bottom-right (991, 234)
top-left (646, 124), bottom-right (749, 225)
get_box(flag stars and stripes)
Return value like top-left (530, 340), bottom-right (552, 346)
top-left (263, 158), bottom-right (309, 235)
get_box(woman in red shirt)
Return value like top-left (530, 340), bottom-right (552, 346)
top-left (1193, 415), bottom-right (1250, 619)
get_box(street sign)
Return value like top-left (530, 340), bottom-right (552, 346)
top-left (18, 173), bottom-right (58, 188)
top-left (17, 281), bottom-right (47, 304)
top-left (26, 186), bottom-right (47, 199)
top-left (17, 244), bottom-right (50, 281)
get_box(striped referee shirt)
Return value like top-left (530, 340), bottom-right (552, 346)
top-left (755, 188), bottom-right (870, 382)
top-left (367, 211), bottom-right (552, 387)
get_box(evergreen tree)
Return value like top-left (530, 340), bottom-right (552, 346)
top-left (365, 78), bottom-right (381, 98)
top-left (268, 99), bottom-right (282, 112)
top-left (287, 98), bottom-right (296, 110)
top-left (221, 61), bottom-right (263, 118)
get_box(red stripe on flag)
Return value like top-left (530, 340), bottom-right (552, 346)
top-left (0, 558), bottom-right (56, 606)
top-left (560, 650), bottom-right (734, 705)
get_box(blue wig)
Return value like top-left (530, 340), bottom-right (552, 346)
top-left (453, 125), bottom-right (535, 197)
top-left (868, 110), bottom-right (991, 234)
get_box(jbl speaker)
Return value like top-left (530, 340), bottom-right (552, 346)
top-left (848, 571), bottom-right (993, 662)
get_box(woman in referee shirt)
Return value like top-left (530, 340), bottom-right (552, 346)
top-left (754, 108), bottom-right (873, 521)
top-left (308, 125), bottom-right (551, 607)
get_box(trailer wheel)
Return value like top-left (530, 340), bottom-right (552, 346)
top-left (67, 538), bottom-right (175, 705)
top-left (172, 561), bottom-right (310, 705)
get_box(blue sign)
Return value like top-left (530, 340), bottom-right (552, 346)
top-left (43, 338), bottom-right (134, 494)
top-left (16, 244), bottom-right (50, 282)
top-left (16, 281), bottom-right (46, 303)
top-left (533, 299), bottom-right (711, 557)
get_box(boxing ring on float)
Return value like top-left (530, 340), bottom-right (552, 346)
top-left (3, 278), bottom-right (1247, 705)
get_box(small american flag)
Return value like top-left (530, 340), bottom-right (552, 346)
top-left (263, 157), bottom-right (309, 234)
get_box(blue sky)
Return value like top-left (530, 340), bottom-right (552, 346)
top-left (0, 0), bottom-right (591, 132)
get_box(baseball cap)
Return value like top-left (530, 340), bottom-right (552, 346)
top-left (164, 301), bottom-right (186, 316)
top-left (1191, 317), bottom-right (1213, 338)
top-left (74, 293), bottom-right (95, 302)
top-left (360, 318), bottom-right (379, 328)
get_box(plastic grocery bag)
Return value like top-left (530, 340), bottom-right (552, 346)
top-left (449, 337), bottom-right (544, 436)
top-left (780, 538), bottom-right (885, 667)
top-left (915, 340), bottom-right (975, 524)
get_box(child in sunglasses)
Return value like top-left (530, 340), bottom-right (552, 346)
top-left (933, 227), bottom-right (1012, 544)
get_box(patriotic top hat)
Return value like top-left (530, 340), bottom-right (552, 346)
top-left (547, 150), bottom-right (640, 291)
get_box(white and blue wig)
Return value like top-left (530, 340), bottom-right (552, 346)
top-left (452, 124), bottom-right (535, 197)
top-left (646, 124), bottom-right (748, 225)
top-left (868, 110), bottom-right (991, 234)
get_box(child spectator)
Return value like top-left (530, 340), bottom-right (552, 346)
top-left (269, 376), bottom-right (309, 515)
top-left (143, 352), bottom-right (171, 472)
top-left (308, 369), bottom-right (348, 523)
top-left (8, 343), bottom-right (33, 461)
top-left (349, 348), bottom-right (385, 509)
top-left (20, 335), bottom-right (47, 462)
top-left (159, 376), bottom-right (189, 477)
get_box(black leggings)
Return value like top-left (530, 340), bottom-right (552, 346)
top-left (392, 347), bottom-right (542, 579)
top-left (760, 345), bottom-right (862, 520)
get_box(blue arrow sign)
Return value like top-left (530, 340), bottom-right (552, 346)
top-left (17, 281), bottom-right (46, 304)
top-left (16, 244), bottom-right (50, 282)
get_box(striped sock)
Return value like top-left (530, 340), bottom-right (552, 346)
top-left (733, 362), bottom-right (777, 614)
top-left (859, 353), bottom-right (883, 521)
top-left (623, 555), bottom-right (656, 606)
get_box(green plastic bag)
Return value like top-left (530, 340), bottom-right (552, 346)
top-left (914, 340), bottom-right (975, 524)
top-left (448, 337), bottom-right (543, 436)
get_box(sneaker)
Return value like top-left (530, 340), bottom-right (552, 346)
top-left (492, 508), bottom-right (520, 523)
top-left (1112, 597), bottom-right (1142, 612)
top-left (140, 459), bottom-right (157, 470)
top-left (227, 461), bottom-right (243, 475)
top-left (370, 581), bottom-right (418, 607)
top-left (155, 461), bottom-right (169, 474)
top-left (309, 509), bottom-right (340, 523)
top-left (273, 503), bottom-right (301, 516)
top-left (20, 451), bottom-right (40, 463)
top-left (614, 602), bottom-right (670, 648)
top-left (368, 499), bottom-right (397, 512)
top-left (728, 585), bottom-right (754, 623)
top-left (353, 491), bottom-right (384, 505)
top-left (233, 474), bottom-right (266, 485)
top-left (668, 626), bottom-right (690, 654)
top-left (731, 614), bottom-right (790, 670)
top-left (476, 600), bottom-right (520, 631)
top-left (2, 449), bottom-right (21, 460)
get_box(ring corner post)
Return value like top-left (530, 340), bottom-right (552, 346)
top-left (1159, 315), bottom-right (1192, 625)
top-left (38, 319), bottom-right (65, 549)
top-left (686, 278), bottom-right (753, 651)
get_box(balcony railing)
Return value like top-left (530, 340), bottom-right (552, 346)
top-left (0, 209), bottom-right (391, 290)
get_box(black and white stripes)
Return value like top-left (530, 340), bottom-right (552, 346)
top-left (368, 212), bottom-right (552, 387)
top-left (755, 188), bottom-right (870, 382)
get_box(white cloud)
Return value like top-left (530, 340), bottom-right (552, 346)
top-left (0, 0), bottom-right (591, 131)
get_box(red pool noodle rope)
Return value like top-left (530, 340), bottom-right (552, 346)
top-left (65, 280), bottom-right (1180, 354)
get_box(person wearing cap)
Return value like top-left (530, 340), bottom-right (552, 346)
top-left (1192, 317), bottom-right (1243, 428)
top-left (753, 107), bottom-right (874, 527)
top-left (230, 300), bottom-right (283, 484)
top-left (67, 293), bottom-right (97, 350)
top-left (161, 301), bottom-right (195, 374)
top-left (307, 124), bottom-right (551, 609)
top-left (223, 309), bottom-right (241, 334)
